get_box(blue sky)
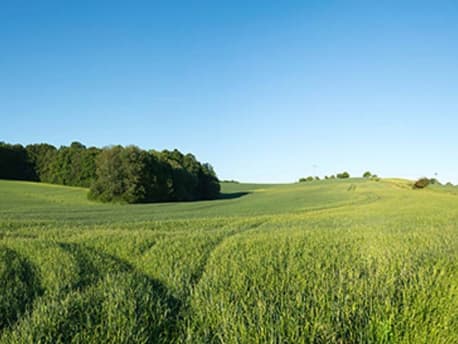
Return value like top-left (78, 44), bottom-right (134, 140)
top-left (1, 1), bottom-right (458, 183)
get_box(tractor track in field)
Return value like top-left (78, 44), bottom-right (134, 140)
top-left (188, 219), bottom-right (268, 292)
top-left (2, 242), bottom-right (184, 343)
top-left (0, 246), bottom-right (43, 332)
top-left (57, 242), bottom-right (132, 290)
top-left (185, 189), bottom-right (385, 294)
top-left (185, 191), bottom-right (383, 292)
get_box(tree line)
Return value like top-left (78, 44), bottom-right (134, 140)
top-left (298, 171), bottom-right (351, 182)
top-left (298, 171), bottom-right (382, 183)
top-left (0, 141), bottom-right (220, 203)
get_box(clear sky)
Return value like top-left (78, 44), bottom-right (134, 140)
top-left (2, 1), bottom-right (458, 183)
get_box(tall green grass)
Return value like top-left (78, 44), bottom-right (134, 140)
top-left (0, 179), bottom-right (456, 343)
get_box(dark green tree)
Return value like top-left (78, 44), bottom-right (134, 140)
top-left (0, 143), bottom-right (36, 181)
top-left (337, 172), bottom-right (350, 179)
top-left (154, 149), bottom-right (207, 201)
top-left (89, 145), bottom-right (151, 203)
top-left (48, 142), bottom-right (100, 187)
top-left (1, 141), bottom-right (220, 204)
top-left (198, 163), bottom-right (220, 199)
top-left (25, 143), bottom-right (57, 182)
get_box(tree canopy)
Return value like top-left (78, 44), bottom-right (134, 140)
top-left (337, 172), bottom-right (350, 179)
top-left (0, 142), bottom-right (36, 181)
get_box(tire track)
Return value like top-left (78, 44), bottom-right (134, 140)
top-left (0, 246), bottom-right (43, 332)
top-left (188, 219), bottom-right (268, 291)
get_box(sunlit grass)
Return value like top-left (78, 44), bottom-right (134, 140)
top-left (0, 179), bottom-right (456, 343)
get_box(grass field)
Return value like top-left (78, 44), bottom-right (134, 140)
top-left (0, 178), bottom-right (457, 343)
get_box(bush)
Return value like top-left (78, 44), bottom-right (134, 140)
top-left (363, 171), bottom-right (372, 178)
top-left (299, 176), bottom-right (315, 183)
top-left (337, 172), bottom-right (350, 179)
top-left (413, 178), bottom-right (430, 189)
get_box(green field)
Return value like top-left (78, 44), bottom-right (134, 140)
top-left (0, 178), bottom-right (457, 343)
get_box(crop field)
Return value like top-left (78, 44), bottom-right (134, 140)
top-left (0, 178), bottom-right (457, 343)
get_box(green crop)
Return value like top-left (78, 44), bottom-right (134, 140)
top-left (0, 178), bottom-right (456, 343)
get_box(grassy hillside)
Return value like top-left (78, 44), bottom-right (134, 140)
top-left (0, 179), bottom-right (378, 226)
top-left (0, 179), bottom-right (457, 343)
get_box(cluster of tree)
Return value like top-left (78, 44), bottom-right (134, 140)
top-left (363, 171), bottom-right (377, 178)
top-left (362, 171), bottom-right (380, 180)
top-left (336, 172), bottom-right (350, 179)
top-left (88, 146), bottom-right (220, 203)
top-left (0, 141), bottom-right (220, 203)
top-left (0, 141), bottom-right (100, 187)
top-left (298, 171), bottom-right (351, 183)
top-left (299, 176), bottom-right (320, 182)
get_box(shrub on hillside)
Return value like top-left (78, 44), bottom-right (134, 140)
top-left (337, 172), bottom-right (350, 179)
top-left (429, 178), bottom-right (440, 185)
top-left (363, 171), bottom-right (372, 178)
top-left (413, 178), bottom-right (430, 189)
top-left (298, 176), bottom-right (315, 182)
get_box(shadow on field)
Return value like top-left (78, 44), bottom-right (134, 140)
top-left (51, 243), bottom-right (183, 343)
top-left (58, 242), bottom-right (131, 289)
top-left (218, 191), bottom-right (250, 200)
top-left (0, 247), bottom-right (43, 331)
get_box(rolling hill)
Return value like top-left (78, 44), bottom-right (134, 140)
top-left (0, 178), bottom-right (457, 343)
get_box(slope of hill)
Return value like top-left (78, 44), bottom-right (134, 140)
top-left (0, 179), bottom-right (457, 343)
